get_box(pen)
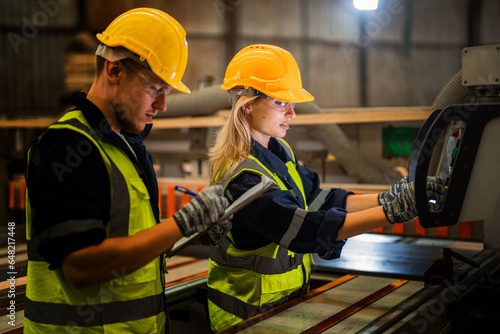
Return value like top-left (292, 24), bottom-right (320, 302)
top-left (174, 185), bottom-right (198, 197)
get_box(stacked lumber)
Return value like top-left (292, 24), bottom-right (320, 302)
top-left (64, 53), bottom-right (95, 92)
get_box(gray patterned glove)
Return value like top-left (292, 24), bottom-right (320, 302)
top-left (382, 180), bottom-right (446, 224)
top-left (379, 176), bottom-right (446, 205)
top-left (192, 219), bottom-right (232, 246)
top-left (378, 176), bottom-right (409, 205)
top-left (173, 185), bottom-right (229, 237)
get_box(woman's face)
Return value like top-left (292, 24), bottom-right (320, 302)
top-left (244, 96), bottom-right (296, 148)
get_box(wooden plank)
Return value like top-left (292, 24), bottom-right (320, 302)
top-left (0, 244), bottom-right (26, 257)
top-left (322, 281), bottom-right (422, 334)
top-left (152, 109), bottom-right (431, 129)
top-left (0, 108), bottom-right (432, 129)
top-left (164, 256), bottom-right (209, 284)
top-left (166, 257), bottom-right (203, 270)
top-left (0, 309), bottom-right (24, 333)
top-left (0, 118), bottom-right (55, 128)
top-left (0, 243), bottom-right (28, 269)
top-left (0, 276), bottom-right (27, 292)
top-left (220, 275), bottom-right (357, 334)
top-left (0, 277), bottom-right (27, 310)
top-left (292, 109), bottom-right (431, 125)
top-left (0, 252), bottom-right (27, 268)
top-left (164, 271), bottom-right (208, 288)
top-left (153, 114), bottom-right (228, 129)
top-left (235, 276), bottom-right (421, 334)
top-left (301, 279), bottom-right (409, 334)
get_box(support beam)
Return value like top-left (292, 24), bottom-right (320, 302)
top-left (0, 107), bottom-right (432, 129)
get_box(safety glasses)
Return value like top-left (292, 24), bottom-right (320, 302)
top-left (125, 61), bottom-right (173, 99)
top-left (229, 87), bottom-right (295, 111)
top-left (135, 71), bottom-right (173, 99)
top-left (258, 95), bottom-right (296, 112)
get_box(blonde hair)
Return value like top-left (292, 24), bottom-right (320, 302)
top-left (208, 95), bottom-right (259, 185)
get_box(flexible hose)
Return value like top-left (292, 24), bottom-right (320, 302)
top-left (431, 70), bottom-right (474, 110)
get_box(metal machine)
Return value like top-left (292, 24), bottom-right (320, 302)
top-left (411, 44), bottom-right (500, 239)
top-left (396, 43), bottom-right (500, 334)
top-left (245, 44), bottom-right (500, 334)
top-left (359, 44), bottom-right (500, 333)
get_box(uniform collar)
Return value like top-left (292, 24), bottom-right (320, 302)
top-left (250, 138), bottom-right (291, 176)
top-left (71, 92), bottom-right (152, 145)
top-left (250, 138), bottom-right (304, 205)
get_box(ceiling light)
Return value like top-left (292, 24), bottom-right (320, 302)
top-left (353, 0), bottom-right (379, 10)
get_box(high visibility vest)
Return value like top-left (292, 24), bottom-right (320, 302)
top-left (207, 138), bottom-right (313, 332)
top-left (24, 110), bottom-right (166, 333)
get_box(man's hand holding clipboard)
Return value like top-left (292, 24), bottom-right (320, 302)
top-left (166, 176), bottom-right (274, 257)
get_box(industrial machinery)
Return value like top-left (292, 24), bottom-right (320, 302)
top-left (411, 44), bottom-right (500, 234)
top-left (237, 44), bottom-right (500, 334)
top-left (403, 43), bottom-right (500, 333)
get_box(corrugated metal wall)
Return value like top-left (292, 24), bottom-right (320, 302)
top-left (2, 0), bottom-right (500, 117)
top-left (0, 0), bottom-right (80, 117)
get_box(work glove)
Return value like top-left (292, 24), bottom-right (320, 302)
top-left (378, 176), bottom-right (445, 205)
top-left (382, 180), bottom-right (446, 224)
top-left (378, 176), bottom-right (409, 205)
top-left (173, 185), bottom-right (229, 237)
top-left (192, 219), bottom-right (232, 246)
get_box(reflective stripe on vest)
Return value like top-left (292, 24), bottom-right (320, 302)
top-left (24, 293), bottom-right (164, 326)
top-left (25, 111), bottom-right (165, 333)
top-left (207, 139), bottom-right (313, 330)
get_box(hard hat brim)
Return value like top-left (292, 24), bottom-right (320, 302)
top-left (222, 83), bottom-right (314, 103)
top-left (265, 88), bottom-right (314, 103)
top-left (171, 80), bottom-right (191, 94)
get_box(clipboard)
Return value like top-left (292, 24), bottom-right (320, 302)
top-left (166, 175), bottom-right (274, 257)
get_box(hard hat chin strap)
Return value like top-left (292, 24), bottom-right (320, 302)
top-left (95, 44), bottom-right (150, 70)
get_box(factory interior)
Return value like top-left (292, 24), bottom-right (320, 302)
top-left (1, 0), bottom-right (500, 333)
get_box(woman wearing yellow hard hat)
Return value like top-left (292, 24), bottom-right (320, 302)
top-left (206, 44), bottom-right (446, 332)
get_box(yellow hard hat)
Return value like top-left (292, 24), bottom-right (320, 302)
top-left (96, 7), bottom-right (190, 93)
top-left (221, 44), bottom-right (313, 103)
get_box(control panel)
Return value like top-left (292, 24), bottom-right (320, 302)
top-left (409, 104), bottom-right (500, 227)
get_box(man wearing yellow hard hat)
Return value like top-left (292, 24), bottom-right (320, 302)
top-left (24, 8), bottom-right (228, 333)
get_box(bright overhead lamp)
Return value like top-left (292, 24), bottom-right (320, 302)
top-left (353, 0), bottom-right (379, 10)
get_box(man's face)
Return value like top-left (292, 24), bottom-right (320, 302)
top-left (112, 63), bottom-right (172, 134)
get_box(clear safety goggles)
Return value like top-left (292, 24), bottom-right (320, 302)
top-left (132, 67), bottom-right (173, 98)
top-left (229, 87), bottom-right (296, 112)
top-left (96, 44), bottom-right (172, 99)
